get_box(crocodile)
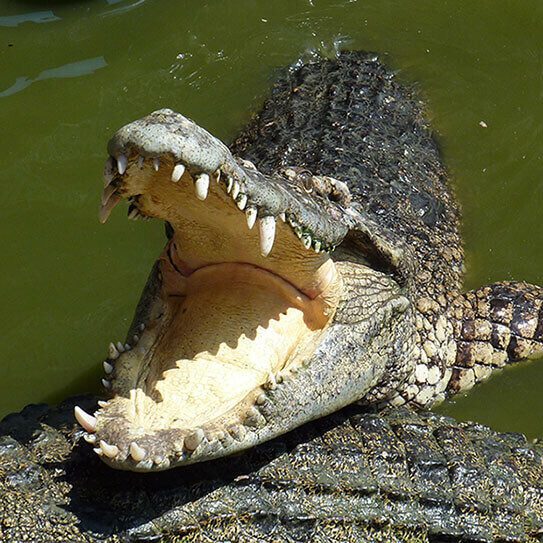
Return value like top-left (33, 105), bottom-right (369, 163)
top-left (74, 50), bottom-right (543, 472)
top-left (1, 399), bottom-right (543, 542)
top-left (1, 50), bottom-right (543, 542)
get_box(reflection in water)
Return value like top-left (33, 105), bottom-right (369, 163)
top-left (102, 0), bottom-right (147, 17)
top-left (0, 11), bottom-right (60, 28)
top-left (0, 57), bottom-right (108, 98)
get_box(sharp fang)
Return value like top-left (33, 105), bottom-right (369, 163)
top-left (138, 323), bottom-right (145, 331)
top-left (231, 181), bottom-right (240, 200)
top-left (97, 400), bottom-right (108, 408)
top-left (98, 193), bottom-right (121, 224)
top-left (103, 157), bottom-right (116, 187)
top-left (133, 334), bottom-right (139, 343)
top-left (102, 378), bottom-right (111, 389)
top-left (138, 156), bottom-right (144, 169)
top-left (103, 361), bottom-right (113, 374)
top-left (124, 343), bottom-right (131, 351)
top-left (101, 184), bottom-right (117, 205)
top-left (302, 234), bottom-right (312, 249)
top-left (236, 194), bottom-right (248, 210)
top-left (130, 442), bottom-right (147, 462)
top-left (246, 207), bottom-right (257, 230)
top-left (100, 440), bottom-right (119, 458)
top-left (108, 342), bottom-right (120, 360)
top-left (171, 163), bottom-right (185, 182)
top-left (226, 176), bottom-right (233, 193)
top-left (314, 240), bottom-right (322, 253)
top-left (93, 447), bottom-right (103, 456)
top-left (279, 213), bottom-right (286, 222)
top-left (195, 173), bottom-right (210, 200)
top-left (128, 207), bottom-right (140, 220)
top-left (259, 216), bottom-right (276, 257)
top-left (74, 406), bottom-right (97, 433)
top-left (153, 158), bottom-right (160, 171)
top-left (117, 154), bottom-right (128, 175)
top-left (116, 341), bottom-right (125, 352)
top-left (184, 428), bottom-right (205, 452)
top-left (83, 433), bottom-right (96, 444)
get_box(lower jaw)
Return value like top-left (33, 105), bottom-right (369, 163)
top-left (97, 262), bottom-right (331, 453)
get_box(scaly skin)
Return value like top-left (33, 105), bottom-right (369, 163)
top-left (73, 51), bottom-right (543, 471)
top-left (3, 51), bottom-right (543, 542)
top-left (2, 399), bottom-right (543, 542)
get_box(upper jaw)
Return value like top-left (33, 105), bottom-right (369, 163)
top-left (102, 108), bottom-right (350, 255)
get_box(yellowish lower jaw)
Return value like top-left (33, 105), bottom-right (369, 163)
top-left (99, 261), bottom-right (331, 454)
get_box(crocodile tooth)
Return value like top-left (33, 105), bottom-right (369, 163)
top-left (138, 323), bottom-right (145, 331)
top-left (245, 406), bottom-right (266, 428)
top-left (102, 378), bottom-right (111, 389)
top-left (231, 181), bottom-right (240, 200)
top-left (116, 341), bottom-right (125, 352)
top-left (213, 169), bottom-right (220, 183)
top-left (99, 193), bottom-right (121, 224)
top-left (228, 425), bottom-right (246, 442)
top-left (101, 184), bottom-right (117, 205)
top-left (259, 216), bottom-right (276, 257)
top-left (128, 207), bottom-right (140, 220)
top-left (256, 393), bottom-right (267, 405)
top-left (236, 194), bottom-right (248, 210)
top-left (103, 361), bottom-right (113, 374)
top-left (226, 176), bottom-right (233, 193)
top-left (153, 158), bottom-right (160, 171)
top-left (116, 154), bottom-right (128, 175)
top-left (171, 163), bottom-right (185, 182)
top-left (245, 207), bottom-right (257, 230)
top-left (138, 156), bottom-right (144, 169)
top-left (93, 447), bottom-right (103, 456)
top-left (97, 400), bottom-right (108, 408)
top-left (194, 173), bottom-right (210, 200)
top-left (74, 406), bottom-right (97, 433)
top-left (279, 212), bottom-right (286, 222)
top-left (100, 440), bottom-right (119, 458)
top-left (184, 428), bottom-right (205, 452)
top-left (108, 342), bottom-right (120, 360)
top-left (302, 234), bottom-right (312, 249)
top-left (133, 334), bottom-right (139, 343)
top-left (265, 372), bottom-right (277, 390)
top-left (129, 442), bottom-right (147, 462)
top-left (137, 459), bottom-right (153, 470)
top-left (83, 433), bottom-right (96, 444)
top-left (103, 157), bottom-right (116, 187)
top-left (156, 457), bottom-right (170, 469)
top-left (313, 240), bottom-right (321, 253)
top-left (124, 343), bottom-right (131, 351)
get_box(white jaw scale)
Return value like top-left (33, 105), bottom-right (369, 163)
top-left (99, 154), bottom-right (328, 257)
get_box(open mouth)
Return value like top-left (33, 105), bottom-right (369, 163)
top-left (75, 109), bottom-right (346, 471)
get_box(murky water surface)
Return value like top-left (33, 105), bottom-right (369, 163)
top-left (1, 0), bottom-right (542, 436)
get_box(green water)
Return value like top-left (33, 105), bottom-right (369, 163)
top-left (1, 0), bottom-right (542, 437)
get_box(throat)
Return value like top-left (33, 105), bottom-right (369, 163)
top-left (121, 263), bottom-right (328, 432)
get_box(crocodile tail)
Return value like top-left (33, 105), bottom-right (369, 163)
top-left (447, 281), bottom-right (543, 395)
